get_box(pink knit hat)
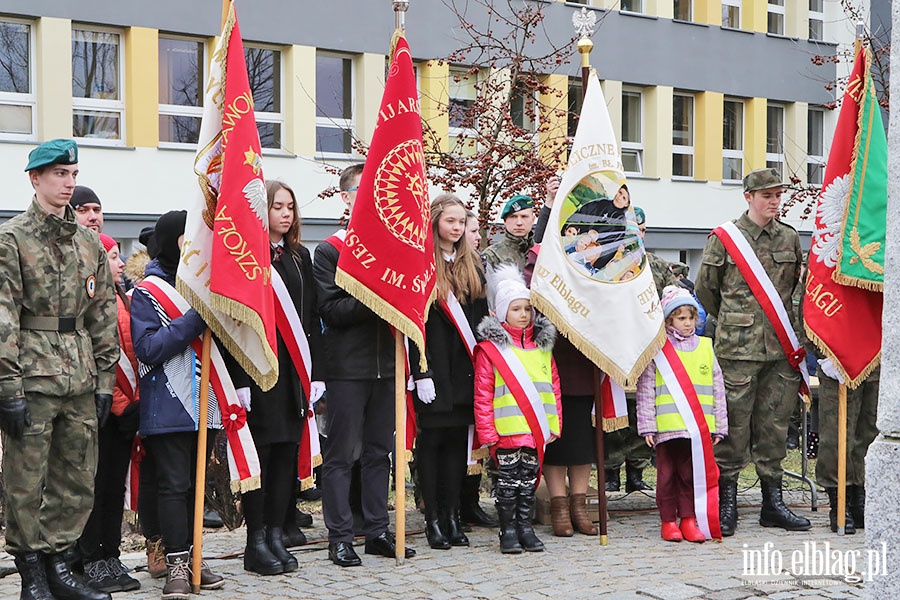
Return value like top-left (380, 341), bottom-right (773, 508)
top-left (99, 233), bottom-right (117, 253)
top-left (661, 285), bottom-right (698, 319)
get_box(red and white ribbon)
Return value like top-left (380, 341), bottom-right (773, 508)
top-left (712, 222), bottom-right (811, 400)
top-left (653, 340), bottom-right (722, 540)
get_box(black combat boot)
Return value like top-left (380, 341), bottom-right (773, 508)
top-left (266, 527), bottom-right (298, 572)
top-left (439, 507), bottom-right (469, 547)
top-left (459, 474), bottom-right (497, 527)
top-left (625, 465), bottom-right (652, 493)
top-left (604, 469), bottom-right (620, 492)
top-left (719, 479), bottom-right (738, 537)
top-left (496, 491), bottom-right (522, 554)
top-left (243, 528), bottom-right (284, 575)
top-left (425, 519), bottom-right (451, 550)
top-left (848, 484), bottom-right (865, 528)
top-left (515, 490), bottom-right (544, 552)
top-left (824, 488), bottom-right (856, 534)
top-left (759, 479), bottom-right (811, 531)
top-left (14, 552), bottom-right (54, 600)
top-left (44, 549), bottom-right (111, 600)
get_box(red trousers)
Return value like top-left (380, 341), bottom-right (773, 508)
top-left (655, 438), bottom-right (695, 522)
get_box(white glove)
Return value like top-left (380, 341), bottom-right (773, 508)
top-left (818, 358), bottom-right (845, 384)
top-left (236, 387), bottom-right (252, 412)
top-left (415, 378), bottom-right (436, 404)
top-left (310, 381), bottom-right (326, 405)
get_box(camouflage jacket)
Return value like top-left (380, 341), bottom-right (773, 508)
top-left (0, 199), bottom-right (118, 399)
top-left (482, 229), bottom-right (534, 272)
top-left (648, 251), bottom-right (678, 296)
top-left (695, 211), bottom-right (802, 362)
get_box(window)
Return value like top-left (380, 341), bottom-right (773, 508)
top-left (567, 79), bottom-right (583, 139)
top-left (766, 103), bottom-right (785, 178)
top-left (448, 67), bottom-right (477, 131)
top-left (158, 37), bottom-right (203, 146)
top-left (807, 107), bottom-right (825, 185)
top-left (621, 88), bottom-right (643, 174)
top-left (672, 93), bottom-right (694, 178)
top-left (722, 0), bottom-right (741, 29)
top-left (72, 28), bottom-right (124, 143)
top-left (768, 0), bottom-right (785, 35)
top-left (246, 45), bottom-right (283, 150)
top-left (722, 98), bottom-right (744, 182)
top-left (621, 0), bottom-right (643, 13)
top-left (510, 78), bottom-right (538, 135)
top-left (809, 0), bottom-right (824, 41)
top-left (316, 53), bottom-right (353, 155)
top-left (0, 19), bottom-right (35, 139)
top-left (674, 0), bottom-right (692, 21)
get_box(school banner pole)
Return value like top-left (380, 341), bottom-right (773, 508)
top-left (191, 330), bottom-right (212, 592)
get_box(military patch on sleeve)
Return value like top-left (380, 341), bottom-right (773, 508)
top-left (85, 275), bottom-right (96, 298)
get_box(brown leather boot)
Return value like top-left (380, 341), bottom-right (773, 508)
top-left (549, 496), bottom-right (574, 537)
top-left (145, 537), bottom-right (166, 579)
top-left (570, 493), bottom-right (598, 535)
top-left (161, 552), bottom-right (190, 600)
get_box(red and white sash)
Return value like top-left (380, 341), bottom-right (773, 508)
top-left (476, 341), bottom-right (551, 471)
top-left (437, 291), bottom-right (487, 469)
top-left (123, 434), bottom-right (143, 511)
top-left (653, 340), bottom-right (722, 540)
top-left (138, 276), bottom-right (261, 492)
top-left (324, 229), bottom-right (347, 252)
top-left (711, 222), bottom-right (811, 400)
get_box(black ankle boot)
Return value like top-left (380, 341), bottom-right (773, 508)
top-left (848, 485), bottom-right (865, 528)
top-left (44, 549), bottom-right (111, 600)
top-left (266, 527), bottom-right (298, 572)
top-left (825, 488), bottom-right (856, 534)
top-left (14, 553), bottom-right (54, 600)
top-left (425, 519), bottom-right (450, 550)
top-left (625, 465), bottom-right (652, 493)
top-left (759, 479), bottom-right (811, 531)
top-left (496, 497), bottom-right (522, 554)
top-left (440, 508), bottom-right (469, 547)
top-left (719, 479), bottom-right (738, 537)
top-left (243, 528), bottom-right (284, 575)
top-left (515, 492), bottom-right (544, 552)
top-left (604, 469), bottom-right (620, 492)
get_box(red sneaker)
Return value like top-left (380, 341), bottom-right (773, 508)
top-left (679, 517), bottom-right (706, 543)
top-left (661, 521), bottom-right (683, 542)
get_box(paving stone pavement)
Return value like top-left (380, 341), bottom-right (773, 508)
top-left (0, 489), bottom-right (880, 599)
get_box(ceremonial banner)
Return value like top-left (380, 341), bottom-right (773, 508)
top-left (531, 72), bottom-right (665, 386)
top-left (804, 47), bottom-right (885, 387)
top-left (177, 1), bottom-right (278, 390)
top-left (335, 35), bottom-right (435, 369)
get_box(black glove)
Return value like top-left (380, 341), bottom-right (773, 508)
top-left (95, 393), bottom-right (113, 428)
top-left (0, 397), bottom-right (32, 439)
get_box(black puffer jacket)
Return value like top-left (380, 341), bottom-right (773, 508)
top-left (313, 237), bottom-right (395, 380)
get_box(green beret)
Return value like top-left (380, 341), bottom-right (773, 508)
top-left (633, 206), bottom-right (646, 225)
top-left (25, 139), bottom-right (78, 172)
top-left (743, 168), bottom-right (784, 193)
top-left (501, 195), bottom-right (534, 219)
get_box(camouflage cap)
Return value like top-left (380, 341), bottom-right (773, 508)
top-left (500, 194), bottom-right (534, 219)
top-left (670, 261), bottom-right (689, 278)
top-left (25, 139), bottom-right (78, 172)
top-left (743, 168), bottom-right (784, 193)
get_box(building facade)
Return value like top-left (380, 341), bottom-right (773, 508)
top-left (0, 0), bottom-right (855, 271)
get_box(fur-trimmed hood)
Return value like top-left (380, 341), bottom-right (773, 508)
top-left (476, 313), bottom-right (556, 352)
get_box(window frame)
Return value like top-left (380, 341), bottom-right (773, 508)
top-left (510, 76), bottom-right (539, 140)
top-left (620, 0), bottom-right (644, 14)
top-left (807, 106), bottom-right (826, 186)
top-left (245, 42), bottom-right (285, 152)
top-left (448, 66), bottom-right (479, 141)
top-left (766, 102), bottom-right (786, 179)
top-left (767, 0), bottom-right (786, 36)
top-left (722, 97), bottom-right (744, 183)
top-left (71, 25), bottom-right (126, 146)
top-left (809, 0), bottom-right (825, 41)
top-left (674, 0), bottom-right (693, 22)
top-left (0, 17), bottom-right (36, 141)
top-left (315, 51), bottom-right (355, 158)
top-left (672, 92), bottom-right (695, 180)
top-left (722, 0), bottom-right (742, 29)
top-left (621, 87), bottom-right (644, 175)
top-left (157, 34), bottom-right (206, 150)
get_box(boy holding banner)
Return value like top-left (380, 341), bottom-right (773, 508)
top-left (695, 168), bottom-right (811, 536)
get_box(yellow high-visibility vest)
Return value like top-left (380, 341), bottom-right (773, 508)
top-left (492, 346), bottom-right (560, 437)
top-left (654, 337), bottom-right (716, 433)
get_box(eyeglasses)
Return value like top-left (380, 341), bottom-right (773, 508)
top-left (345, 186), bottom-right (359, 192)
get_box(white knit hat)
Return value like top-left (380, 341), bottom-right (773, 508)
top-left (488, 264), bottom-right (531, 324)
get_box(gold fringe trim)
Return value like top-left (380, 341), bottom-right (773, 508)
top-left (832, 269), bottom-right (884, 292)
top-left (532, 295), bottom-right (666, 388)
top-left (231, 474), bottom-right (261, 494)
top-left (388, 28), bottom-right (403, 61)
top-left (803, 323), bottom-right (881, 390)
top-left (404, 449), bottom-right (413, 462)
top-left (466, 463), bottom-right (484, 476)
top-left (299, 475), bottom-right (316, 492)
top-left (311, 453), bottom-right (323, 469)
top-left (602, 415), bottom-right (630, 433)
top-left (471, 447), bottom-right (489, 461)
top-left (175, 281), bottom-right (279, 392)
top-left (335, 268), bottom-right (433, 372)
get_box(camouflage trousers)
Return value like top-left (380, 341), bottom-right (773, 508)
top-left (605, 394), bottom-right (652, 471)
top-left (715, 359), bottom-right (800, 483)
top-left (815, 367), bottom-right (879, 488)
top-left (2, 391), bottom-right (97, 554)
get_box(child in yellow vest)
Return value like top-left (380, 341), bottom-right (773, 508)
top-left (473, 266), bottom-right (562, 554)
top-left (636, 286), bottom-right (728, 542)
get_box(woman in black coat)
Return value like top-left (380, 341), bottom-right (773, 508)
top-left (411, 194), bottom-right (488, 550)
top-left (238, 180), bottom-right (325, 575)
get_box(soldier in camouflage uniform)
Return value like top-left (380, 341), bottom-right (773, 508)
top-left (0, 139), bottom-right (118, 600)
top-left (482, 195), bottom-right (536, 272)
top-left (695, 168), bottom-right (810, 536)
top-left (604, 206), bottom-right (678, 492)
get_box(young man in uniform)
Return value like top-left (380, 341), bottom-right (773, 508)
top-left (0, 139), bottom-right (118, 600)
top-left (695, 168), bottom-right (810, 536)
top-left (314, 164), bottom-right (415, 567)
top-left (482, 195), bottom-right (536, 272)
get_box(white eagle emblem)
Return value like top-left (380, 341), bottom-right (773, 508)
top-left (243, 178), bottom-right (268, 227)
top-left (810, 174), bottom-right (849, 268)
top-left (572, 7), bottom-right (597, 38)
